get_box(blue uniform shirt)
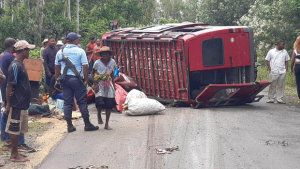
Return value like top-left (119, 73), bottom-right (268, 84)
top-left (55, 44), bottom-right (88, 76)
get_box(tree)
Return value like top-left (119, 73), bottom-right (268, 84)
top-left (157, 0), bottom-right (183, 21)
top-left (239, 0), bottom-right (300, 56)
top-left (198, 0), bottom-right (256, 25)
top-left (76, 0), bottom-right (79, 33)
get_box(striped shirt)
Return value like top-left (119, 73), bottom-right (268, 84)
top-left (7, 60), bottom-right (31, 110)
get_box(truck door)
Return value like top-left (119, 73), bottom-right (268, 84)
top-left (193, 81), bottom-right (270, 108)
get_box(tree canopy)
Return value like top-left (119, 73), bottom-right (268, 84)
top-left (0, 0), bottom-right (299, 60)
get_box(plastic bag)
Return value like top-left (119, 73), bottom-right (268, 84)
top-left (115, 84), bottom-right (128, 113)
top-left (125, 98), bottom-right (165, 116)
top-left (124, 89), bottom-right (147, 105)
top-left (56, 99), bottom-right (64, 113)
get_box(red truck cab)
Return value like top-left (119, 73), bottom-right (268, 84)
top-left (101, 23), bottom-right (270, 108)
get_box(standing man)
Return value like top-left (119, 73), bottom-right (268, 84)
top-left (265, 40), bottom-right (290, 104)
top-left (43, 37), bottom-right (59, 94)
top-left (86, 36), bottom-right (96, 74)
top-left (0, 38), bottom-right (33, 152)
top-left (5, 40), bottom-right (35, 162)
top-left (55, 32), bottom-right (99, 132)
top-left (40, 39), bottom-right (48, 58)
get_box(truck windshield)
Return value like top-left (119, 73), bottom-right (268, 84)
top-left (202, 38), bottom-right (224, 67)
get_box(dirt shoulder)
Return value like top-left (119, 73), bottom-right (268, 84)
top-left (0, 118), bottom-right (66, 169)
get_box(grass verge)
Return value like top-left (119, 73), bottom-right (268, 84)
top-left (257, 66), bottom-right (298, 103)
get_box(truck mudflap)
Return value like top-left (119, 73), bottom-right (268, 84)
top-left (193, 81), bottom-right (270, 108)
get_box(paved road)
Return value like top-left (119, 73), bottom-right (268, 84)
top-left (38, 92), bottom-right (300, 169)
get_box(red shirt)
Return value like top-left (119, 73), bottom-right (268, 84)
top-left (87, 42), bottom-right (96, 60)
top-left (91, 45), bottom-right (101, 62)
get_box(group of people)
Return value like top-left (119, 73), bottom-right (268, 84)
top-left (265, 38), bottom-right (300, 104)
top-left (0, 32), bottom-right (118, 162)
top-left (2, 33), bottom-right (300, 163)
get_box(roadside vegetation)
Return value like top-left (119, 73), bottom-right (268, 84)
top-left (0, 0), bottom-right (299, 100)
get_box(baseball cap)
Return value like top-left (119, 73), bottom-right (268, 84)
top-left (66, 32), bottom-right (81, 41)
top-left (14, 40), bottom-right (36, 51)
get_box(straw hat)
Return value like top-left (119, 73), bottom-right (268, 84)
top-left (41, 39), bottom-right (48, 46)
top-left (95, 46), bottom-right (115, 56)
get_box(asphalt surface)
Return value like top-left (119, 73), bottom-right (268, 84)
top-left (38, 92), bottom-right (300, 169)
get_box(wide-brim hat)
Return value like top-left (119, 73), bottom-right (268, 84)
top-left (41, 39), bottom-right (48, 46)
top-left (95, 46), bottom-right (115, 56)
top-left (56, 40), bottom-right (63, 46)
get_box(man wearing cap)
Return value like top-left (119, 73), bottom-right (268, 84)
top-left (43, 37), bottom-right (59, 94)
top-left (0, 38), bottom-right (34, 152)
top-left (55, 32), bottom-right (99, 132)
top-left (5, 40), bottom-right (35, 162)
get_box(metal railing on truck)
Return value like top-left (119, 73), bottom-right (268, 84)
top-left (104, 39), bottom-right (189, 102)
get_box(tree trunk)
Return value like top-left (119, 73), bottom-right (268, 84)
top-left (67, 0), bottom-right (71, 21)
top-left (36, 0), bottom-right (44, 45)
top-left (28, 0), bottom-right (30, 14)
top-left (76, 0), bottom-right (80, 33)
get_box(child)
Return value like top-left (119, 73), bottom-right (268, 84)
top-left (92, 46), bottom-right (117, 130)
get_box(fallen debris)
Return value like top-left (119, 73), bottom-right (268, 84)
top-left (27, 148), bottom-right (40, 153)
top-left (69, 165), bottom-right (108, 169)
top-left (155, 146), bottom-right (179, 154)
top-left (265, 140), bottom-right (288, 146)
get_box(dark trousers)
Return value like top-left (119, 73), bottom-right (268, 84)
top-left (88, 60), bottom-right (94, 74)
top-left (61, 76), bottom-right (89, 121)
top-left (295, 64), bottom-right (300, 99)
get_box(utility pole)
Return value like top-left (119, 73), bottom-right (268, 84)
top-left (76, 0), bottom-right (80, 34)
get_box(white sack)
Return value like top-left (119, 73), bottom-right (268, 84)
top-left (125, 98), bottom-right (165, 116)
top-left (124, 89), bottom-right (147, 105)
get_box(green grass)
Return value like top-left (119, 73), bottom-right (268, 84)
top-left (26, 121), bottom-right (52, 137)
top-left (257, 66), bottom-right (298, 103)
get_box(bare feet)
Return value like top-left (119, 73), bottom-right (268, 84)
top-left (19, 153), bottom-right (28, 157)
top-left (104, 125), bottom-right (112, 130)
top-left (10, 154), bottom-right (30, 162)
top-left (98, 119), bottom-right (104, 125)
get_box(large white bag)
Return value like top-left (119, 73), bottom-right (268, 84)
top-left (125, 98), bottom-right (165, 116)
top-left (124, 89), bottom-right (147, 105)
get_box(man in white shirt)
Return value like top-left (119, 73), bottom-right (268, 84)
top-left (265, 40), bottom-right (290, 104)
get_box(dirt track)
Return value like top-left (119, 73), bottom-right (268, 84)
top-left (38, 92), bottom-right (300, 169)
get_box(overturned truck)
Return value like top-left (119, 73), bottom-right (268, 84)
top-left (102, 23), bottom-right (270, 108)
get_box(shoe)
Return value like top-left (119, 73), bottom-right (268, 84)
top-left (2, 144), bottom-right (11, 151)
top-left (18, 144), bottom-right (34, 152)
top-left (84, 118), bottom-right (99, 131)
top-left (68, 125), bottom-right (76, 133)
top-left (66, 120), bottom-right (76, 133)
top-left (277, 100), bottom-right (286, 104)
top-left (266, 100), bottom-right (274, 103)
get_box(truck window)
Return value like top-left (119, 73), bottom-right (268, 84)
top-left (202, 38), bottom-right (224, 67)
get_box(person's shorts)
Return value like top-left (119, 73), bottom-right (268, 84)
top-left (46, 74), bottom-right (54, 86)
top-left (95, 96), bottom-right (117, 110)
top-left (5, 108), bottom-right (28, 135)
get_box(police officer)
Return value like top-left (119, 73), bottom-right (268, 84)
top-left (55, 32), bottom-right (99, 132)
